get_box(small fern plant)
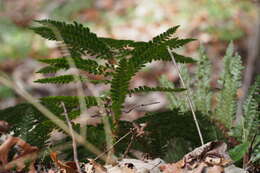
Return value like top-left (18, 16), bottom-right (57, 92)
top-left (160, 43), bottom-right (260, 165)
top-left (0, 19), bottom-right (196, 157)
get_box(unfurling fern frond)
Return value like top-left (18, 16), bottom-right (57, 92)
top-left (31, 19), bottom-right (112, 59)
top-left (128, 86), bottom-right (186, 94)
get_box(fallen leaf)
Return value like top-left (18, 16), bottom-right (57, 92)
top-left (50, 151), bottom-right (78, 173)
top-left (0, 136), bottom-right (38, 172)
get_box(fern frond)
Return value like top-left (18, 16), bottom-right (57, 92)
top-left (215, 42), bottom-right (243, 128)
top-left (111, 59), bottom-right (129, 119)
top-left (241, 75), bottom-right (260, 142)
top-left (40, 96), bottom-right (98, 109)
top-left (34, 75), bottom-right (76, 84)
top-left (152, 26), bottom-right (180, 44)
top-left (193, 45), bottom-right (212, 115)
top-left (0, 103), bottom-right (55, 148)
top-left (132, 39), bottom-right (196, 63)
top-left (111, 27), bottom-right (195, 120)
top-left (128, 86), bottom-right (185, 94)
top-left (38, 57), bottom-right (104, 75)
top-left (99, 37), bottom-right (137, 49)
top-left (31, 19), bottom-right (112, 59)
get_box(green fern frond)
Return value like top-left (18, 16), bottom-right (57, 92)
top-left (34, 75), bottom-right (76, 84)
top-left (193, 45), bottom-right (212, 115)
top-left (38, 57), bottom-right (104, 75)
top-left (31, 19), bottom-right (112, 59)
top-left (241, 75), bottom-right (260, 142)
top-left (99, 37), bottom-right (137, 49)
top-left (0, 103), bottom-right (55, 148)
top-left (215, 42), bottom-right (243, 128)
top-left (152, 26), bottom-right (180, 44)
top-left (40, 96), bottom-right (98, 109)
top-left (128, 86), bottom-right (186, 94)
top-left (111, 59), bottom-right (129, 119)
top-left (111, 27), bottom-right (195, 120)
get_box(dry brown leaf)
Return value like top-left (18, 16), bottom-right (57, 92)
top-left (88, 159), bottom-right (107, 173)
top-left (50, 151), bottom-right (78, 173)
top-left (0, 136), bottom-right (38, 172)
top-left (159, 141), bottom-right (240, 173)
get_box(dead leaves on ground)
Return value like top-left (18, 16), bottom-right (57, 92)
top-left (0, 122), bottom-right (247, 173)
top-left (0, 136), bottom-right (39, 172)
top-left (159, 141), bottom-right (247, 173)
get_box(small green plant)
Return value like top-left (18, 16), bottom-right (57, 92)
top-left (160, 43), bottom-right (259, 166)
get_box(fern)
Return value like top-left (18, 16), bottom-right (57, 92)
top-left (37, 57), bottom-right (104, 75)
top-left (31, 20), bottom-right (112, 59)
top-left (0, 20), bottom-right (199, 162)
top-left (215, 42), bottom-right (243, 128)
top-left (34, 75), bottom-right (77, 84)
top-left (152, 26), bottom-right (180, 44)
top-left (111, 28), bottom-right (196, 120)
top-left (193, 45), bottom-right (212, 115)
top-left (40, 96), bottom-right (98, 109)
top-left (241, 76), bottom-right (260, 142)
top-left (0, 103), bottom-right (56, 148)
top-left (128, 86), bottom-right (185, 94)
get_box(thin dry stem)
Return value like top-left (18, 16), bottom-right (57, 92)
top-left (123, 101), bottom-right (160, 113)
top-left (94, 129), bottom-right (133, 161)
top-left (61, 102), bottom-right (82, 173)
top-left (167, 46), bottom-right (204, 145)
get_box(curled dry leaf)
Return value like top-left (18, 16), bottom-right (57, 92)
top-left (50, 152), bottom-right (78, 173)
top-left (0, 136), bottom-right (39, 173)
top-left (159, 141), bottom-right (247, 173)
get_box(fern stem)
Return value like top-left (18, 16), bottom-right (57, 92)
top-left (167, 47), bottom-right (204, 145)
top-left (61, 102), bottom-right (82, 173)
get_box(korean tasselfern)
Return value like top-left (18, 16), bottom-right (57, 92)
top-left (0, 19), bottom-right (198, 158)
top-left (30, 19), bottom-right (195, 123)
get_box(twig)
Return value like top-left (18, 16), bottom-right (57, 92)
top-left (123, 133), bottom-right (135, 158)
top-left (167, 46), bottom-right (204, 145)
top-left (94, 129), bottom-right (134, 161)
top-left (123, 101), bottom-right (160, 113)
top-left (61, 102), bottom-right (82, 173)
